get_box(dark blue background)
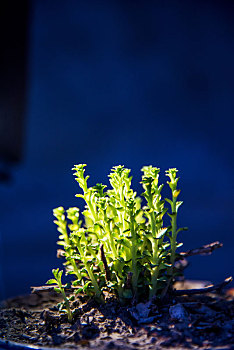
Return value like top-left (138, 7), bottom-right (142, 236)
top-left (0, 0), bottom-right (234, 299)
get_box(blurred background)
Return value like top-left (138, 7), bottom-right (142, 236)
top-left (0, 0), bottom-right (233, 299)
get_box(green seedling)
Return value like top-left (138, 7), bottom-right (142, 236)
top-left (47, 164), bottom-right (186, 317)
top-left (46, 268), bottom-right (73, 322)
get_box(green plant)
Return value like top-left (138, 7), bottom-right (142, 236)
top-left (47, 164), bottom-right (187, 317)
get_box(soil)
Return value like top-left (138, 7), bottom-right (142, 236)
top-left (0, 282), bottom-right (233, 350)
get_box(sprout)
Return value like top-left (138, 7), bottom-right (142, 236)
top-left (46, 269), bottom-right (73, 322)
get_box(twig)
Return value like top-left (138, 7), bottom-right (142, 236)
top-left (173, 276), bottom-right (233, 296)
top-left (178, 241), bottom-right (223, 259)
top-left (125, 272), bottom-right (133, 290)
top-left (161, 276), bottom-right (173, 299)
top-left (100, 244), bottom-right (111, 281)
top-left (161, 241), bottom-right (223, 299)
top-left (31, 285), bottom-right (60, 293)
top-left (31, 285), bottom-right (78, 293)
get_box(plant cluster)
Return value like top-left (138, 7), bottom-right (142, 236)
top-left (47, 164), bottom-right (187, 319)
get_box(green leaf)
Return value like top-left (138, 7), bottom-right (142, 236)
top-left (58, 270), bottom-right (63, 280)
top-left (176, 201), bottom-right (183, 212)
top-left (52, 268), bottom-right (59, 277)
top-left (83, 281), bottom-right (92, 291)
top-left (82, 210), bottom-right (93, 219)
top-left (68, 224), bottom-right (80, 231)
top-left (118, 238), bottom-right (131, 249)
top-left (75, 288), bottom-right (83, 294)
top-left (168, 213), bottom-right (176, 219)
top-left (57, 241), bottom-right (66, 246)
top-left (156, 227), bottom-right (168, 239)
top-left (176, 227), bottom-right (188, 234)
top-left (75, 194), bottom-right (84, 198)
top-left (173, 189), bottom-right (180, 198)
top-left (46, 279), bottom-right (57, 285)
top-left (72, 280), bottom-right (82, 287)
top-left (165, 198), bottom-right (173, 206)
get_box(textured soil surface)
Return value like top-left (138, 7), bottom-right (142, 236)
top-left (0, 282), bottom-right (233, 350)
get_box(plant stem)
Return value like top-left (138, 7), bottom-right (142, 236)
top-left (57, 281), bottom-right (73, 322)
top-left (130, 214), bottom-right (138, 293)
top-left (108, 230), bottom-right (118, 258)
top-left (161, 195), bottom-right (177, 299)
top-left (85, 262), bottom-right (103, 301)
top-left (147, 186), bottom-right (160, 299)
top-left (76, 240), bottom-right (103, 301)
top-left (62, 293), bottom-right (73, 322)
top-left (87, 199), bottom-right (97, 222)
top-left (149, 211), bottom-right (159, 299)
top-left (170, 196), bottom-right (177, 277)
top-left (105, 215), bottom-right (118, 259)
top-left (70, 259), bottom-right (82, 280)
top-left (63, 224), bottom-right (82, 281)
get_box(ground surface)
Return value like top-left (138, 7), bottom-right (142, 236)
top-left (0, 283), bottom-right (233, 350)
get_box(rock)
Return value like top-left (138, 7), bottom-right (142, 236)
top-left (169, 303), bottom-right (189, 322)
top-left (130, 301), bottom-right (156, 324)
top-left (135, 301), bottom-right (151, 319)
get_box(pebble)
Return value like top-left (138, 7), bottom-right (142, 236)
top-left (136, 301), bottom-right (151, 318)
top-left (169, 303), bottom-right (189, 322)
top-left (130, 301), bottom-right (156, 324)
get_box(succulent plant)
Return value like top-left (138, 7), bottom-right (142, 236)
top-left (47, 164), bottom-right (187, 319)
